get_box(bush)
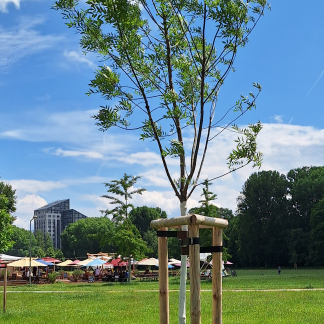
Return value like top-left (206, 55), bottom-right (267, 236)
top-left (72, 269), bottom-right (84, 280)
top-left (48, 271), bottom-right (59, 284)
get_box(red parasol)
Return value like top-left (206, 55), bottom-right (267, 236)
top-left (119, 261), bottom-right (128, 267)
top-left (110, 258), bottom-right (122, 266)
top-left (42, 257), bottom-right (61, 263)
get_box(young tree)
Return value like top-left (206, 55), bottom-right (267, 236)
top-left (53, 1), bottom-right (268, 321)
top-left (102, 173), bottom-right (146, 223)
top-left (101, 173), bottom-right (146, 281)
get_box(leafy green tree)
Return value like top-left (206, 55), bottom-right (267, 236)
top-left (308, 198), bottom-right (324, 265)
top-left (45, 246), bottom-right (56, 258)
top-left (112, 219), bottom-right (149, 261)
top-left (53, 1), bottom-right (269, 321)
top-left (44, 232), bottom-right (54, 251)
top-left (236, 170), bottom-right (290, 267)
top-left (33, 246), bottom-right (46, 259)
top-left (129, 206), bottom-right (167, 257)
top-left (10, 226), bottom-right (33, 257)
top-left (143, 229), bottom-right (158, 258)
top-left (225, 215), bottom-right (240, 265)
top-left (287, 166), bottom-right (324, 265)
top-left (61, 217), bottom-right (116, 258)
top-left (129, 206), bottom-right (167, 237)
top-left (287, 166), bottom-right (324, 231)
top-left (35, 230), bottom-right (45, 251)
top-left (55, 249), bottom-right (65, 261)
top-left (0, 180), bottom-right (16, 253)
top-left (0, 180), bottom-right (17, 214)
top-left (0, 196), bottom-right (15, 253)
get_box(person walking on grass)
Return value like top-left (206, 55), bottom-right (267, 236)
top-left (278, 266), bottom-right (281, 275)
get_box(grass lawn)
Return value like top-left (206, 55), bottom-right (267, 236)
top-left (0, 268), bottom-right (323, 323)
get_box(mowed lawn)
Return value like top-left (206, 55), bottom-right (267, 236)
top-left (1, 269), bottom-right (324, 323)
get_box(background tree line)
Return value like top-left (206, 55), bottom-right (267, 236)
top-left (227, 166), bottom-right (324, 267)
top-left (4, 165), bottom-right (324, 267)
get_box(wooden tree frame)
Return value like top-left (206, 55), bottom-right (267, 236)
top-left (151, 214), bottom-right (228, 324)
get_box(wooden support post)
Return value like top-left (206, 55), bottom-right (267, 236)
top-left (189, 224), bottom-right (201, 324)
top-left (3, 265), bottom-right (7, 313)
top-left (212, 227), bottom-right (223, 324)
top-left (158, 227), bottom-right (169, 324)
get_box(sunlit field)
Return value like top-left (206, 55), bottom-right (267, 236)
top-left (1, 268), bottom-right (323, 323)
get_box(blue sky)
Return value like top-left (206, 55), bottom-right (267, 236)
top-left (1, 0), bottom-right (324, 229)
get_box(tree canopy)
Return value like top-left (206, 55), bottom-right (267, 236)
top-left (232, 166), bottom-right (324, 267)
top-left (0, 180), bottom-right (16, 214)
top-left (53, 0), bottom-right (267, 205)
top-left (0, 180), bottom-right (16, 253)
top-left (61, 217), bottom-right (116, 258)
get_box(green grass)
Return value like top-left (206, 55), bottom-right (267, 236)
top-left (1, 268), bottom-right (324, 323)
top-left (221, 268), bottom-right (324, 289)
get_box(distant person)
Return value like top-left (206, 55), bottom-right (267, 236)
top-left (278, 266), bottom-right (281, 275)
top-left (114, 269), bottom-right (119, 281)
top-left (294, 263), bottom-right (297, 270)
top-left (32, 266), bottom-right (37, 277)
top-left (95, 267), bottom-right (100, 280)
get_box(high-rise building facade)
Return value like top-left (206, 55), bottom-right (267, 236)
top-left (34, 199), bottom-right (87, 249)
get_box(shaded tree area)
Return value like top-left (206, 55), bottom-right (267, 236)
top-left (233, 166), bottom-right (324, 267)
top-left (129, 206), bottom-right (167, 258)
top-left (6, 227), bottom-right (64, 259)
top-left (61, 217), bottom-right (116, 259)
top-left (59, 206), bottom-right (169, 260)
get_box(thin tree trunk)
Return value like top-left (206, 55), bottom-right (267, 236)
top-left (3, 265), bottom-right (7, 313)
top-left (179, 201), bottom-right (188, 324)
top-left (128, 255), bottom-right (132, 283)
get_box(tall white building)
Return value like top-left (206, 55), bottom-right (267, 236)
top-left (34, 199), bottom-right (87, 249)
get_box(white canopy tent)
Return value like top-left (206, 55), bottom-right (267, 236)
top-left (0, 254), bottom-right (22, 262)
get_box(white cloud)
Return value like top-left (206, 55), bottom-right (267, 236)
top-left (0, 16), bottom-right (63, 68)
top-left (63, 50), bottom-right (95, 68)
top-left (113, 151), bottom-right (173, 166)
top-left (0, 0), bottom-right (20, 13)
top-left (8, 176), bottom-right (110, 196)
top-left (14, 194), bottom-right (47, 229)
top-left (53, 148), bottom-right (104, 159)
top-left (4, 121), bottom-right (324, 220)
top-left (8, 179), bottom-right (67, 195)
top-left (274, 115), bottom-right (283, 123)
top-left (142, 169), bottom-right (171, 187)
